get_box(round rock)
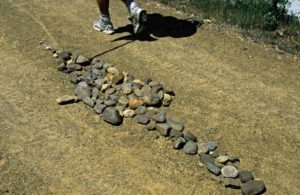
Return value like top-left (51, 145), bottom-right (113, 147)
top-left (241, 180), bottom-right (266, 195)
top-left (221, 166), bottom-right (239, 178)
top-left (239, 171), bottom-right (254, 183)
top-left (183, 141), bottom-right (198, 155)
top-left (102, 107), bottom-right (123, 125)
top-left (123, 109), bottom-right (135, 118)
top-left (207, 163), bottom-right (221, 176)
top-left (197, 142), bottom-right (209, 154)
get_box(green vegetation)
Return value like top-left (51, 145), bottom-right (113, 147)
top-left (159, 0), bottom-right (300, 55)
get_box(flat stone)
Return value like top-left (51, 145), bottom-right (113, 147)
top-left (150, 111), bottom-right (166, 123)
top-left (183, 141), bottom-right (198, 155)
top-left (221, 166), bottom-right (239, 178)
top-left (166, 119), bottom-right (184, 131)
top-left (156, 123), bottom-right (171, 137)
top-left (169, 129), bottom-right (183, 140)
top-left (94, 103), bottom-right (107, 114)
top-left (224, 178), bottom-right (241, 189)
top-left (112, 73), bottom-right (124, 84)
top-left (135, 106), bottom-right (147, 115)
top-left (199, 154), bottom-right (215, 165)
top-left (207, 163), bottom-right (221, 175)
top-left (197, 142), bottom-right (209, 154)
top-left (145, 120), bottom-right (156, 130)
top-left (102, 107), bottom-right (123, 125)
top-left (123, 109), bottom-right (135, 118)
top-left (239, 171), bottom-right (254, 183)
top-left (216, 156), bottom-right (229, 164)
top-left (56, 95), bottom-right (79, 105)
top-left (207, 141), bottom-right (218, 151)
top-left (173, 137), bottom-right (186, 149)
top-left (241, 180), bottom-right (266, 195)
top-left (83, 97), bottom-right (95, 107)
top-left (75, 82), bottom-right (91, 100)
top-left (211, 174), bottom-right (223, 184)
top-left (75, 55), bottom-right (90, 65)
top-left (104, 100), bottom-right (117, 106)
top-left (184, 131), bottom-right (197, 142)
top-left (135, 114), bottom-right (150, 125)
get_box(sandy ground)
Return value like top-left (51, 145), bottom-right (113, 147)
top-left (0, 0), bottom-right (299, 194)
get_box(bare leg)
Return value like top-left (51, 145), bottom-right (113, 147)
top-left (96, 0), bottom-right (110, 16)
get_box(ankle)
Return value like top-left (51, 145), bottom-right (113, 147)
top-left (100, 13), bottom-right (111, 22)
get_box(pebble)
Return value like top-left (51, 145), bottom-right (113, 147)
top-left (239, 171), bottom-right (254, 183)
top-left (184, 131), bottom-right (197, 142)
top-left (241, 180), bottom-right (266, 195)
top-left (58, 51), bottom-right (71, 61)
top-left (163, 93), bottom-right (172, 102)
top-left (56, 95), bottom-right (78, 105)
top-left (104, 100), bottom-right (117, 106)
top-left (207, 163), bottom-right (221, 175)
top-left (173, 137), bottom-right (186, 149)
top-left (83, 97), bottom-right (95, 107)
top-left (129, 98), bottom-right (142, 110)
top-left (169, 129), bottom-right (183, 140)
top-left (75, 82), bottom-right (91, 100)
top-left (211, 174), bottom-right (223, 184)
top-left (166, 119), bottom-right (184, 131)
top-left (183, 141), bottom-right (198, 155)
top-left (221, 166), bottom-right (239, 178)
top-left (135, 114), bottom-right (150, 125)
top-left (207, 141), bottom-right (218, 151)
top-left (123, 109), bottom-right (135, 118)
top-left (143, 94), bottom-right (161, 106)
top-left (107, 67), bottom-right (119, 75)
top-left (102, 107), bottom-right (123, 125)
top-left (122, 84), bottom-right (133, 95)
top-left (145, 120), bottom-right (156, 130)
top-left (216, 156), bottom-right (229, 164)
top-left (94, 103), bottom-right (107, 114)
top-left (76, 55), bottom-right (90, 65)
top-left (156, 123), bottom-right (171, 137)
top-left (150, 111), bottom-right (166, 123)
top-left (135, 106), bottom-right (147, 115)
top-left (224, 178), bottom-right (241, 189)
top-left (53, 53), bottom-right (58, 58)
top-left (199, 154), bottom-right (215, 165)
top-left (197, 142), bottom-right (209, 154)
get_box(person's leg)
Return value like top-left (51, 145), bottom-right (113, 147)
top-left (93, 0), bottom-right (115, 35)
top-left (121, 0), bottom-right (147, 34)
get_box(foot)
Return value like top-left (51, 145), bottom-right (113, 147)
top-left (93, 19), bottom-right (115, 35)
top-left (131, 8), bottom-right (147, 34)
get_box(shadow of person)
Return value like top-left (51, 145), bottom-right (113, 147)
top-left (112, 13), bottom-right (203, 42)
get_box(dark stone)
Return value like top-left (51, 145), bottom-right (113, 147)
top-left (173, 137), bottom-right (186, 149)
top-left (70, 74), bottom-right (79, 84)
top-left (239, 171), bottom-right (254, 183)
top-left (75, 82), bottom-right (91, 100)
top-left (102, 107), bottom-right (123, 125)
top-left (166, 119), bottom-right (185, 131)
top-left (150, 111), bottom-right (166, 123)
top-left (184, 131), bottom-right (197, 142)
top-left (207, 163), bottom-right (221, 176)
top-left (183, 141), bottom-right (198, 155)
top-left (83, 97), bottom-right (95, 107)
top-left (135, 114), bottom-right (150, 125)
top-left (207, 141), bottom-right (218, 151)
top-left (58, 51), bottom-right (71, 61)
top-left (169, 129), bottom-right (183, 140)
top-left (224, 178), bottom-right (241, 189)
top-left (229, 156), bottom-right (240, 163)
top-left (94, 103), bottom-right (107, 114)
top-left (241, 180), bottom-right (266, 195)
top-left (135, 106), bottom-right (147, 115)
top-left (199, 154), bottom-right (215, 165)
top-left (143, 94), bottom-right (161, 106)
top-left (156, 123), bottom-right (171, 137)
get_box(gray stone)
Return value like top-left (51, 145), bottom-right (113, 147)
top-left (123, 109), bottom-right (135, 118)
top-left (58, 51), bottom-right (71, 61)
top-left (241, 180), bottom-right (266, 195)
top-left (211, 174), bottom-right (223, 184)
top-left (169, 129), bottom-right (183, 140)
top-left (239, 171), bottom-right (254, 183)
top-left (207, 163), bottom-right (221, 175)
top-left (135, 106), bottom-right (147, 115)
top-left (122, 83), bottom-right (133, 95)
top-left (102, 107), bottom-right (123, 125)
top-left (118, 96), bottom-right (129, 106)
top-left (112, 73), bottom-right (124, 84)
top-left (93, 61), bottom-right (104, 69)
top-left (94, 103), bottom-right (107, 114)
top-left (76, 55), bottom-right (90, 65)
top-left (183, 141), bottom-right (198, 155)
top-left (207, 141), bottom-right (218, 151)
top-left (105, 88), bottom-right (116, 95)
top-left (134, 88), bottom-right (143, 97)
top-left (83, 97), bottom-right (95, 107)
top-left (57, 60), bottom-right (66, 71)
top-left (173, 137), bottom-right (186, 149)
top-left (70, 74), bottom-right (79, 84)
top-left (216, 156), bottom-right (229, 164)
top-left (184, 131), bottom-right (197, 142)
top-left (135, 114), bottom-right (150, 125)
top-left (150, 111), bottom-right (166, 123)
top-left (56, 95), bottom-right (79, 105)
top-left (229, 156), bottom-right (240, 163)
top-left (104, 100), bottom-right (117, 106)
top-left (198, 142), bottom-right (209, 154)
top-left (75, 82), bottom-right (91, 100)
top-left (224, 178), bottom-right (241, 189)
top-left (221, 166), bottom-right (239, 178)
top-left (199, 154), bottom-right (215, 165)
top-left (145, 120), bottom-right (156, 130)
top-left (156, 123), bottom-right (171, 137)
top-left (67, 63), bottom-right (82, 71)
top-left (166, 119), bottom-right (184, 131)
top-left (109, 94), bottom-right (120, 102)
top-left (143, 94), bottom-right (161, 106)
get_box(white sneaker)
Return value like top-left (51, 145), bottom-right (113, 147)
top-left (131, 8), bottom-right (147, 34)
top-left (93, 19), bottom-right (115, 35)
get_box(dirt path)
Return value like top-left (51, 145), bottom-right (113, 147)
top-left (0, 0), bottom-right (299, 194)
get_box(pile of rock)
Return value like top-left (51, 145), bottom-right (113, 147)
top-left (40, 40), bottom-right (266, 195)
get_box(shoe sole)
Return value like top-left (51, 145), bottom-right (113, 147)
top-left (93, 22), bottom-right (115, 35)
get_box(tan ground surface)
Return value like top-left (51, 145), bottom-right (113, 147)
top-left (0, 0), bottom-right (299, 194)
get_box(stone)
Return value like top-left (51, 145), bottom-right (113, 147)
top-left (211, 175), bottom-right (223, 184)
top-left (122, 83), bottom-right (133, 95)
top-left (94, 61), bottom-right (104, 69)
top-left (151, 84), bottom-right (163, 94)
top-left (239, 171), bottom-right (254, 183)
top-left (56, 95), bottom-right (79, 105)
top-left (156, 123), bottom-right (171, 137)
top-left (135, 106), bottom-right (147, 115)
top-left (149, 81), bottom-right (160, 87)
top-left (241, 180), bottom-right (266, 195)
top-left (143, 94), bottom-right (161, 106)
top-left (224, 178), bottom-right (241, 189)
top-left (134, 88), bottom-right (143, 97)
top-left (145, 120), bottom-right (156, 130)
top-left (207, 141), bottom-right (218, 151)
top-left (184, 131), bottom-right (197, 142)
top-left (150, 111), bottom-right (166, 123)
top-left (112, 73), bottom-right (124, 84)
top-left (58, 51), bottom-right (71, 61)
top-left (101, 84), bottom-right (111, 92)
top-left (103, 62), bottom-right (112, 69)
top-left (135, 114), bottom-right (150, 125)
top-left (163, 93), bottom-right (172, 102)
top-left (75, 82), bottom-right (91, 100)
top-left (57, 60), bottom-right (66, 71)
top-left (123, 109), bottom-right (135, 118)
top-left (107, 67), bottom-right (119, 75)
top-left (105, 88), bottom-right (116, 95)
top-left (75, 55), bottom-right (90, 65)
top-left (53, 53), bottom-right (58, 58)
top-left (216, 156), bottom-right (229, 164)
top-left (95, 79), bottom-right (105, 89)
top-left (199, 154), bottom-right (215, 165)
top-left (129, 98), bottom-right (142, 110)
top-left (94, 103), bottom-right (107, 114)
top-left (157, 90), bottom-right (164, 100)
top-left (183, 141), bottom-right (198, 155)
top-left (102, 107), bottom-right (123, 125)
top-left (197, 142), bottom-right (209, 154)
top-left (173, 137), bottom-right (186, 149)
top-left (104, 100), bottom-right (117, 106)
top-left (166, 119), bottom-right (184, 131)
top-left (221, 166), bottom-right (239, 178)
top-left (229, 156), bottom-right (240, 163)
top-left (141, 85), bottom-right (151, 94)
top-left (118, 96), bottom-right (129, 106)
top-left (109, 94), bottom-right (120, 102)
top-left (83, 97), bottom-right (95, 107)
top-left (69, 74), bottom-right (79, 84)
top-left (207, 163), bottom-right (221, 176)
top-left (67, 63), bottom-right (82, 71)
top-left (169, 129), bottom-right (183, 140)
